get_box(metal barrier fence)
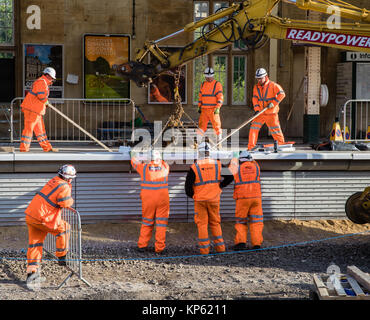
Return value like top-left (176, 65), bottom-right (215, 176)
top-left (343, 99), bottom-right (370, 143)
top-left (44, 207), bottom-right (91, 289)
top-left (10, 98), bottom-right (136, 145)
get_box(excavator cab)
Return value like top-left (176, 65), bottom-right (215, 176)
top-left (345, 187), bottom-right (370, 224)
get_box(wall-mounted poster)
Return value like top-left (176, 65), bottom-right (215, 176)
top-left (24, 44), bottom-right (64, 98)
top-left (83, 34), bottom-right (130, 99)
top-left (148, 47), bottom-right (187, 104)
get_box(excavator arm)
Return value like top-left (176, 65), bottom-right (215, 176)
top-left (119, 0), bottom-right (370, 87)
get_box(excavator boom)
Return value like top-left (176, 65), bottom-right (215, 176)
top-left (119, 0), bottom-right (370, 86)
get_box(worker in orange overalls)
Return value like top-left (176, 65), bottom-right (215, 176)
top-left (20, 67), bottom-right (58, 153)
top-left (185, 142), bottom-right (233, 254)
top-left (197, 67), bottom-right (224, 146)
top-left (228, 150), bottom-right (263, 250)
top-left (131, 149), bottom-right (170, 254)
top-left (150, 83), bottom-right (169, 103)
top-left (248, 68), bottom-right (286, 150)
top-left (25, 164), bottom-right (76, 287)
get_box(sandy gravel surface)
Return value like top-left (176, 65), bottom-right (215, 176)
top-left (0, 219), bottom-right (369, 303)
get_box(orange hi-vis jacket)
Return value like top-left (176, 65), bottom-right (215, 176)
top-left (228, 158), bottom-right (261, 200)
top-left (131, 158), bottom-right (170, 196)
top-left (198, 80), bottom-right (223, 110)
top-left (191, 158), bottom-right (222, 202)
top-left (25, 176), bottom-right (74, 229)
top-left (21, 75), bottom-right (51, 115)
top-left (252, 77), bottom-right (285, 115)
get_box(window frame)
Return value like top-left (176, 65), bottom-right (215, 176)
top-left (0, 0), bottom-right (15, 46)
top-left (192, 0), bottom-right (248, 106)
top-left (232, 55), bottom-right (247, 105)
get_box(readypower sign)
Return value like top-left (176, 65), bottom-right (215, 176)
top-left (286, 28), bottom-right (370, 49)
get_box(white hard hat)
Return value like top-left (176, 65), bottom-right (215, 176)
top-left (239, 150), bottom-right (253, 162)
top-left (58, 164), bottom-right (76, 179)
top-left (255, 68), bottom-right (267, 79)
top-left (43, 67), bottom-right (56, 80)
top-left (204, 67), bottom-right (214, 78)
top-left (151, 149), bottom-right (161, 161)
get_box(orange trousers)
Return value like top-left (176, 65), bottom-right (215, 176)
top-left (25, 215), bottom-right (69, 274)
top-left (138, 194), bottom-right (170, 253)
top-left (20, 109), bottom-right (52, 152)
top-left (198, 108), bottom-right (222, 137)
top-left (248, 113), bottom-right (285, 150)
top-left (234, 198), bottom-right (263, 247)
top-left (194, 200), bottom-right (225, 254)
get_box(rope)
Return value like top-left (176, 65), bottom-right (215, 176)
top-left (1, 229), bottom-right (369, 263)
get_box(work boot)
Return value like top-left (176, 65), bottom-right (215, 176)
top-left (252, 245), bottom-right (261, 250)
top-left (58, 255), bottom-right (67, 266)
top-left (137, 246), bottom-right (147, 253)
top-left (45, 148), bottom-right (59, 152)
top-left (233, 243), bottom-right (247, 251)
top-left (26, 270), bottom-right (45, 290)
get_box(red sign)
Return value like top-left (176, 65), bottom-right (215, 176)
top-left (286, 28), bottom-right (370, 49)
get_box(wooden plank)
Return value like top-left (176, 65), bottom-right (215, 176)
top-left (346, 275), bottom-right (365, 296)
top-left (313, 274), bottom-right (329, 298)
top-left (329, 274), bottom-right (347, 296)
top-left (0, 147), bottom-right (14, 152)
top-left (347, 266), bottom-right (370, 291)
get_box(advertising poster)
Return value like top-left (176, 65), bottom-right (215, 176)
top-left (148, 47), bottom-right (187, 104)
top-left (24, 44), bottom-right (63, 98)
top-left (84, 34), bottom-right (130, 99)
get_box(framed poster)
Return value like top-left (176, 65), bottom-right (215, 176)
top-left (24, 44), bottom-right (64, 98)
top-left (83, 34), bottom-right (130, 99)
top-left (148, 46), bottom-right (187, 104)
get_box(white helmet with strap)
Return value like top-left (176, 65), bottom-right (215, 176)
top-left (58, 164), bottom-right (77, 180)
top-left (204, 67), bottom-right (215, 78)
top-left (151, 149), bottom-right (162, 161)
top-left (255, 68), bottom-right (267, 79)
top-left (43, 67), bottom-right (56, 80)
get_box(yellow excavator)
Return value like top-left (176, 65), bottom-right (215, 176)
top-left (121, 0), bottom-right (370, 224)
top-left (118, 0), bottom-right (370, 87)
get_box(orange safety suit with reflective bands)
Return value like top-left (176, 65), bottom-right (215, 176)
top-left (25, 176), bottom-right (73, 273)
top-left (191, 158), bottom-right (225, 254)
top-left (20, 75), bottom-right (53, 152)
top-left (229, 158), bottom-right (263, 247)
top-left (197, 80), bottom-right (223, 137)
top-left (248, 77), bottom-right (286, 150)
top-left (131, 157), bottom-right (170, 253)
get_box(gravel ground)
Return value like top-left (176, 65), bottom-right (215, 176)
top-left (0, 219), bottom-right (369, 302)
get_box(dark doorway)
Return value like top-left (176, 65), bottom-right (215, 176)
top-left (0, 56), bottom-right (15, 103)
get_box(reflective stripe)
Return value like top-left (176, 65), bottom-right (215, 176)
top-left (22, 135), bottom-right (32, 139)
top-left (142, 221), bottom-right (154, 226)
top-left (199, 244), bottom-right (210, 248)
top-left (56, 248), bottom-right (66, 252)
top-left (213, 235), bottom-right (223, 240)
top-left (141, 186), bottom-right (168, 190)
top-left (156, 217), bottom-right (168, 221)
top-left (36, 191), bottom-right (60, 208)
top-left (194, 161), bottom-right (220, 186)
top-left (156, 223), bottom-right (167, 227)
top-left (143, 217), bottom-right (154, 222)
top-left (21, 140), bottom-right (31, 145)
top-left (57, 196), bottom-right (72, 202)
top-left (198, 237), bottom-right (210, 242)
top-left (214, 241), bottom-right (225, 247)
top-left (201, 103), bottom-right (218, 106)
top-left (29, 243), bottom-right (43, 248)
top-left (250, 126), bottom-right (261, 131)
top-left (28, 262), bottom-right (39, 266)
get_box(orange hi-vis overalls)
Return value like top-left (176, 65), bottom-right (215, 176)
top-left (197, 80), bottom-right (224, 138)
top-left (191, 158), bottom-right (225, 254)
top-left (248, 77), bottom-right (286, 150)
top-left (131, 157), bottom-right (170, 253)
top-left (229, 158), bottom-right (263, 247)
top-left (20, 75), bottom-right (53, 152)
top-left (25, 176), bottom-right (73, 274)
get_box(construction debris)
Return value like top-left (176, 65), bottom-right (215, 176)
top-left (311, 265), bottom-right (370, 300)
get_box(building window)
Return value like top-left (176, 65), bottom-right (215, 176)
top-left (232, 56), bottom-right (246, 104)
top-left (192, 0), bottom-right (248, 106)
top-left (0, 0), bottom-right (14, 45)
top-left (214, 55), bottom-right (227, 103)
top-left (194, 1), bottom-right (209, 40)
